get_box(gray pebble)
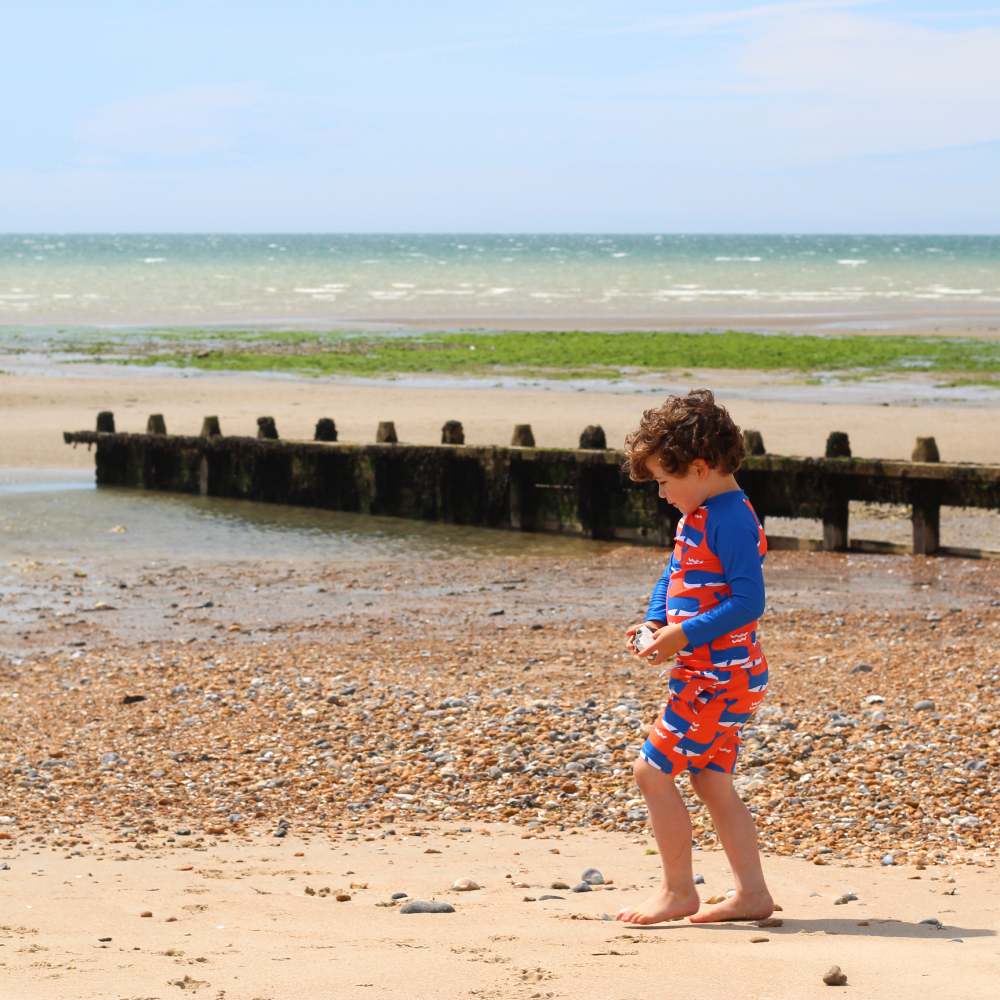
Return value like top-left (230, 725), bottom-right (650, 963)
top-left (550, 880), bottom-right (570, 890)
top-left (914, 700), bottom-right (936, 712)
top-left (391, 892), bottom-right (408, 900)
top-left (834, 892), bottom-right (858, 905)
top-left (581, 867), bottom-right (605, 885)
top-left (851, 663), bottom-right (873, 673)
top-left (399, 899), bottom-right (455, 914)
top-left (881, 853), bottom-right (896, 866)
top-left (694, 873), bottom-right (705, 885)
top-left (538, 894), bottom-right (565, 901)
top-left (175, 828), bottom-right (191, 836)
top-left (572, 882), bottom-right (593, 893)
top-left (920, 917), bottom-right (943, 929)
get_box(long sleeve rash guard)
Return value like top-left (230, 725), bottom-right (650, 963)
top-left (645, 489), bottom-right (767, 670)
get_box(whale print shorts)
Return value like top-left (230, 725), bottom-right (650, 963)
top-left (638, 659), bottom-right (769, 776)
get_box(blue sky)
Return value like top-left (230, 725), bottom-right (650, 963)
top-left (2, 1), bottom-right (999, 232)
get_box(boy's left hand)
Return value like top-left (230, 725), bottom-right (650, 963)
top-left (635, 622), bottom-right (689, 663)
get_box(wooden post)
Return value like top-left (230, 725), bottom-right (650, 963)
top-left (200, 416), bottom-right (222, 438)
top-left (579, 425), bottom-right (607, 449)
top-left (146, 414), bottom-right (167, 435)
top-left (441, 420), bottom-right (464, 445)
top-left (577, 459), bottom-right (617, 539)
top-left (96, 411), bottom-right (115, 433)
top-left (912, 436), bottom-right (940, 463)
top-left (911, 436), bottom-right (941, 555)
top-left (257, 416), bottom-right (279, 440)
top-left (822, 431), bottom-right (851, 551)
top-left (825, 431), bottom-right (852, 458)
top-left (508, 455), bottom-right (538, 531)
top-left (742, 429), bottom-right (765, 455)
top-left (314, 418), bottom-right (337, 442)
top-left (376, 421), bottom-right (398, 443)
top-left (511, 424), bottom-right (535, 447)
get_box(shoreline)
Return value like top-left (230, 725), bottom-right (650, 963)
top-left (4, 311), bottom-right (1000, 338)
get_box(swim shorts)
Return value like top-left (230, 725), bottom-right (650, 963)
top-left (638, 658), bottom-right (768, 775)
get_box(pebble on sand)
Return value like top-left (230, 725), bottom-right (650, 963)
top-left (581, 867), bottom-right (605, 885)
top-left (823, 966), bottom-right (848, 986)
top-left (452, 878), bottom-right (481, 891)
top-left (399, 899), bottom-right (455, 914)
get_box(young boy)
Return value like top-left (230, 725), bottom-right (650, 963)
top-left (616, 388), bottom-right (774, 926)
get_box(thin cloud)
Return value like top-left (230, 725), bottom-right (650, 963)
top-left (612, 0), bottom-right (884, 35)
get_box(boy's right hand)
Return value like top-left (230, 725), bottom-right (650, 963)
top-left (625, 620), bottom-right (665, 653)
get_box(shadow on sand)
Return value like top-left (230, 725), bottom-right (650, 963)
top-left (616, 917), bottom-right (994, 939)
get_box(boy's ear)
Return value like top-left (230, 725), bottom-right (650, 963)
top-left (692, 458), bottom-right (709, 479)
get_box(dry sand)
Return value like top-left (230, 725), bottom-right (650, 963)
top-left (3, 368), bottom-right (1000, 470)
top-left (2, 823), bottom-right (998, 1000)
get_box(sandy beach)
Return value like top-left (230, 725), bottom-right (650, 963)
top-left (3, 823), bottom-right (998, 1000)
top-left (2, 361), bottom-right (998, 998)
top-left (5, 367), bottom-right (1000, 470)
top-left (2, 537), bottom-right (998, 998)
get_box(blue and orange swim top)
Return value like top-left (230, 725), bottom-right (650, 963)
top-left (646, 488), bottom-right (767, 674)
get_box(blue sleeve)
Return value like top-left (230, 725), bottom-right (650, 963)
top-left (680, 507), bottom-right (765, 648)
top-left (645, 556), bottom-right (673, 623)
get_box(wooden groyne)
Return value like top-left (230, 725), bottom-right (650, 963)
top-left (65, 413), bottom-right (1000, 558)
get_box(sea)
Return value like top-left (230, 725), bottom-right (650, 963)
top-left (2, 233), bottom-right (999, 334)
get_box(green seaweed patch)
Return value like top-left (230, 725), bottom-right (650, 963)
top-left (105, 330), bottom-right (1000, 379)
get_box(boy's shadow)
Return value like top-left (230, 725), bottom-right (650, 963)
top-left (619, 918), bottom-right (995, 939)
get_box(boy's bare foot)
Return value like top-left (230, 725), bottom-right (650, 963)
top-left (688, 889), bottom-right (774, 923)
top-left (615, 887), bottom-right (701, 925)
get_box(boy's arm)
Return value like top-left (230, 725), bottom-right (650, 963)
top-left (680, 513), bottom-right (764, 649)
top-left (643, 556), bottom-right (673, 626)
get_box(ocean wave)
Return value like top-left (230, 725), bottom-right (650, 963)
top-left (837, 259), bottom-right (867, 266)
top-left (714, 256), bottom-right (762, 262)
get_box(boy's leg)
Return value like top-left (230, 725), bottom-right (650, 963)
top-left (615, 757), bottom-right (700, 925)
top-left (687, 767), bottom-right (773, 922)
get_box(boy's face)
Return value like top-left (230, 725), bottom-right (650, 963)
top-left (644, 456), bottom-right (710, 516)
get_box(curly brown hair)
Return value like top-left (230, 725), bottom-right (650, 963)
top-left (623, 388), bottom-right (744, 481)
